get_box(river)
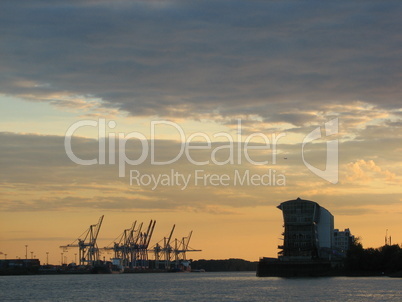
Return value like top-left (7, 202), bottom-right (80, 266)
top-left (0, 272), bottom-right (401, 301)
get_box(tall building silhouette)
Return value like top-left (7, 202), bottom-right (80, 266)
top-left (277, 197), bottom-right (334, 261)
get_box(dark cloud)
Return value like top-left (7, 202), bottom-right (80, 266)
top-left (264, 113), bottom-right (319, 127)
top-left (1, 0), bottom-right (402, 122)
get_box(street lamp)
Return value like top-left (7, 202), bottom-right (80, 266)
top-left (25, 245), bottom-right (28, 260)
top-left (30, 251), bottom-right (34, 259)
top-left (61, 252), bottom-right (63, 265)
top-left (46, 252), bottom-right (49, 265)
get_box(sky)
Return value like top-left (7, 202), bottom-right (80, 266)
top-left (1, 0), bottom-right (402, 264)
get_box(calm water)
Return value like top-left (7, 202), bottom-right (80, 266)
top-left (0, 272), bottom-right (401, 301)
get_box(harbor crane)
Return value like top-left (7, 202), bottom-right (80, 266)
top-left (152, 226), bottom-right (201, 270)
top-left (152, 224), bottom-right (175, 270)
top-left (104, 220), bottom-right (156, 269)
top-left (60, 215), bottom-right (104, 266)
top-left (137, 220), bottom-right (156, 267)
top-left (106, 221), bottom-right (137, 267)
top-left (173, 231), bottom-right (202, 268)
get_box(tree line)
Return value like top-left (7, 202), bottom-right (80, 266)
top-left (345, 238), bottom-right (402, 275)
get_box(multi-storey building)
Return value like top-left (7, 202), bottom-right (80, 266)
top-left (277, 197), bottom-right (334, 261)
top-left (333, 228), bottom-right (354, 254)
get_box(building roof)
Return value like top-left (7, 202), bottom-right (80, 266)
top-left (277, 197), bottom-right (331, 213)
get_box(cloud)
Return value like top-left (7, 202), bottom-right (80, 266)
top-left (1, 131), bottom-right (401, 214)
top-left (345, 159), bottom-right (399, 183)
top-left (0, 132), bottom-right (290, 212)
top-left (1, 1), bottom-right (402, 122)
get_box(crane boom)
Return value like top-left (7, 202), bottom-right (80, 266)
top-left (167, 224), bottom-right (175, 245)
top-left (92, 215), bottom-right (104, 244)
top-left (185, 231), bottom-right (193, 250)
top-left (146, 220), bottom-right (157, 247)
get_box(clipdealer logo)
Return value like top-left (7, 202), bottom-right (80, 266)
top-left (64, 118), bottom-right (339, 189)
top-left (302, 118), bottom-right (339, 184)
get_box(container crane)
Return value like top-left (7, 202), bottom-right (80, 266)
top-left (173, 231), bottom-right (202, 268)
top-left (137, 220), bottom-right (156, 268)
top-left (60, 215), bottom-right (104, 266)
top-left (103, 219), bottom-right (156, 269)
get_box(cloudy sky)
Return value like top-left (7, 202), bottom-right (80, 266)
top-left (1, 0), bottom-right (402, 263)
